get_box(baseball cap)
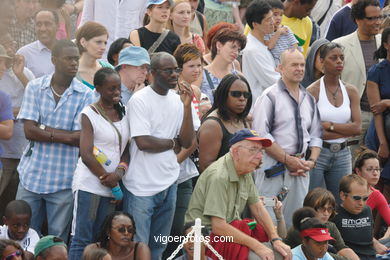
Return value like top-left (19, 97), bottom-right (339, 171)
top-left (116, 46), bottom-right (150, 68)
top-left (300, 228), bottom-right (335, 242)
top-left (0, 44), bottom-right (12, 60)
top-left (146, 0), bottom-right (173, 8)
top-left (229, 129), bottom-right (272, 147)
top-left (34, 235), bottom-right (67, 256)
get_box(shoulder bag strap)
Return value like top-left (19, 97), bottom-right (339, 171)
top-left (204, 69), bottom-right (215, 90)
top-left (148, 29), bottom-right (169, 54)
top-left (90, 104), bottom-right (122, 152)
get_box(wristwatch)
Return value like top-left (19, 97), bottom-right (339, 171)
top-left (328, 122), bottom-right (334, 132)
top-left (39, 124), bottom-right (46, 130)
top-left (270, 237), bottom-right (283, 245)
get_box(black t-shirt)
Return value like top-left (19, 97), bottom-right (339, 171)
top-left (332, 205), bottom-right (376, 258)
top-left (137, 27), bottom-right (181, 55)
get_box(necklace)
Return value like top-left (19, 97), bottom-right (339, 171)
top-left (327, 85), bottom-right (339, 103)
top-left (50, 85), bottom-right (63, 98)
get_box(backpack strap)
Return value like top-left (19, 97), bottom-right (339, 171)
top-left (148, 29), bottom-right (169, 54)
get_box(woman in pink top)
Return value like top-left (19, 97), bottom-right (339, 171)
top-left (354, 147), bottom-right (390, 238)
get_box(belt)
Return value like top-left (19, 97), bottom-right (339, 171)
top-left (323, 139), bottom-right (359, 153)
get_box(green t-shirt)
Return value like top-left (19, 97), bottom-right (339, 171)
top-left (184, 153), bottom-right (259, 230)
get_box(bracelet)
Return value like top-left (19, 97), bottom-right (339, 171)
top-left (171, 138), bottom-right (175, 150)
top-left (270, 237), bottom-right (283, 245)
top-left (117, 162), bottom-right (128, 172)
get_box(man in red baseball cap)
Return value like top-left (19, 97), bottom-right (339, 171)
top-left (185, 128), bottom-right (293, 260)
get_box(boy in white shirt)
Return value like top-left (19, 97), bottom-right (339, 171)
top-left (0, 200), bottom-right (39, 260)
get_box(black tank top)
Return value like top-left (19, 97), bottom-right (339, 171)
top-left (137, 27), bottom-right (181, 54)
top-left (203, 116), bottom-right (234, 159)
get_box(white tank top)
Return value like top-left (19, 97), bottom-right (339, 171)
top-left (317, 76), bottom-right (351, 143)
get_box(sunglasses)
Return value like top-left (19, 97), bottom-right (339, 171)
top-left (230, 91), bottom-right (251, 99)
top-left (113, 226), bottom-right (135, 234)
top-left (3, 250), bottom-right (22, 260)
top-left (346, 194), bottom-right (369, 201)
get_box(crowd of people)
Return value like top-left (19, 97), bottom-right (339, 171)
top-left (1, 0), bottom-right (390, 259)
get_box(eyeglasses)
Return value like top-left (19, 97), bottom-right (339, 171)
top-left (317, 206), bottom-right (334, 213)
top-left (230, 91), bottom-right (251, 99)
top-left (113, 226), bottom-right (135, 234)
top-left (3, 250), bottom-right (22, 260)
top-left (346, 194), bottom-right (369, 201)
top-left (364, 15), bottom-right (384, 21)
top-left (239, 146), bottom-right (263, 155)
top-left (365, 168), bottom-right (382, 173)
top-left (156, 68), bottom-right (182, 74)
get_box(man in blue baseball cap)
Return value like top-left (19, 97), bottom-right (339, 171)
top-left (185, 128), bottom-right (293, 260)
top-left (116, 45), bottom-right (150, 104)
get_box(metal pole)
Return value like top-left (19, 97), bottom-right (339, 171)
top-left (193, 218), bottom-right (202, 260)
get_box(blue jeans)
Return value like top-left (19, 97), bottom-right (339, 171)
top-left (68, 190), bottom-right (116, 260)
top-left (309, 147), bottom-right (352, 204)
top-left (15, 183), bottom-right (73, 242)
top-left (123, 184), bottom-right (177, 260)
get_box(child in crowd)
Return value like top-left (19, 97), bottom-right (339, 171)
top-left (263, 0), bottom-right (298, 65)
top-left (0, 200), bottom-right (39, 260)
top-left (82, 247), bottom-right (112, 260)
top-left (332, 175), bottom-right (389, 260)
top-left (175, 222), bottom-right (211, 260)
top-left (291, 207), bottom-right (335, 260)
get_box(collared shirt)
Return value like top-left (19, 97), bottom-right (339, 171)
top-left (0, 68), bottom-right (35, 159)
top-left (9, 17), bottom-right (37, 51)
top-left (184, 153), bottom-right (259, 230)
top-left (252, 79), bottom-right (322, 155)
top-left (120, 83), bottom-right (133, 105)
top-left (17, 75), bottom-right (94, 194)
top-left (16, 40), bottom-right (54, 78)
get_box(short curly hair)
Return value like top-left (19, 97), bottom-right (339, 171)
top-left (351, 0), bottom-right (380, 23)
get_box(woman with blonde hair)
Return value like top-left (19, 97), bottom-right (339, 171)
top-left (168, 0), bottom-right (205, 54)
top-left (76, 21), bottom-right (113, 89)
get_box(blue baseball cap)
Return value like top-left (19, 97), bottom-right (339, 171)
top-left (229, 129), bottom-right (272, 147)
top-left (146, 0), bottom-right (173, 8)
top-left (116, 46), bottom-right (150, 68)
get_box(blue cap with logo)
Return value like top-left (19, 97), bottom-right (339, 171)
top-left (146, 0), bottom-right (173, 8)
top-left (229, 129), bottom-right (272, 147)
top-left (116, 46), bottom-right (150, 68)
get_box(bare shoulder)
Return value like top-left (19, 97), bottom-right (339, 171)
top-left (306, 80), bottom-right (320, 99)
top-left (129, 30), bottom-right (140, 46)
top-left (344, 82), bottom-right (359, 97)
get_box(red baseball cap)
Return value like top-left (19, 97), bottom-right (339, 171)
top-left (300, 228), bottom-right (335, 242)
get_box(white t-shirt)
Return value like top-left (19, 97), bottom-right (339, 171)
top-left (72, 105), bottom-right (130, 197)
top-left (125, 86), bottom-right (184, 196)
top-left (242, 33), bottom-right (280, 104)
top-left (0, 225), bottom-right (39, 254)
top-left (178, 103), bottom-right (200, 184)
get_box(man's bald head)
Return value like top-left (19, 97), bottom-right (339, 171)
top-left (279, 48), bottom-right (304, 66)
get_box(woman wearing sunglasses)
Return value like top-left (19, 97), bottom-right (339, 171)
top-left (354, 147), bottom-right (390, 239)
top-left (85, 211), bottom-right (151, 260)
top-left (307, 42), bottom-right (361, 204)
top-left (285, 188), bottom-right (359, 260)
top-left (197, 73), bottom-right (252, 172)
top-left (0, 239), bottom-right (24, 260)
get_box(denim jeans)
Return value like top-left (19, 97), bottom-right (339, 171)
top-left (123, 184), bottom-right (177, 260)
top-left (68, 190), bottom-right (116, 260)
top-left (309, 147), bottom-right (352, 204)
top-left (163, 179), bottom-right (193, 259)
top-left (15, 183), bottom-right (73, 242)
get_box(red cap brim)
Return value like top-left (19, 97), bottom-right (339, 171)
top-left (245, 137), bottom-right (272, 147)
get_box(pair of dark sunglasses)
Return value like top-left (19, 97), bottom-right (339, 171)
top-left (3, 250), bottom-right (22, 260)
top-left (113, 226), bottom-right (135, 234)
top-left (347, 194), bottom-right (369, 201)
top-left (230, 91), bottom-right (251, 99)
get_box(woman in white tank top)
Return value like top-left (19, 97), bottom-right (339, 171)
top-left (307, 42), bottom-right (362, 203)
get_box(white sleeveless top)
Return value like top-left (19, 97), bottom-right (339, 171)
top-left (317, 76), bottom-right (351, 144)
top-left (72, 105), bottom-right (129, 197)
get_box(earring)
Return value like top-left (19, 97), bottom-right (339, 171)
top-left (107, 236), bottom-right (110, 240)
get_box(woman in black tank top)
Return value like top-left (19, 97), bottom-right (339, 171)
top-left (129, 0), bottom-right (180, 55)
top-left (84, 212), bottom-right (151, 260)
top-left (198, 73), bottom-right (252, 172)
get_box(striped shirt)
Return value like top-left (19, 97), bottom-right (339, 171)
top-left (17, 75), bottom-right (94, 194)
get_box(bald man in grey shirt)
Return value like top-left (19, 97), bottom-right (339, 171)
top-left (251, 49), bottom-right (322, 228)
